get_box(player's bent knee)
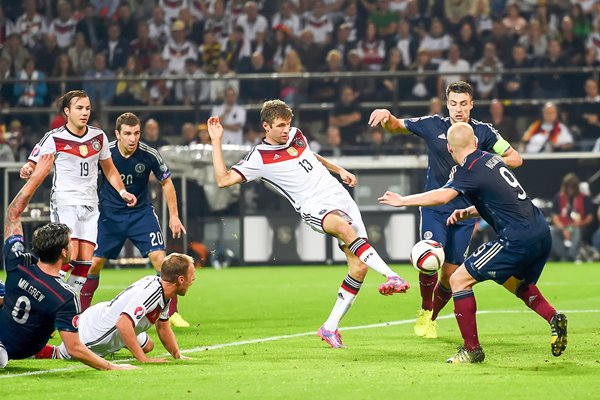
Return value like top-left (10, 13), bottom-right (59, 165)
top-left (142, 338), bottom-right (154, 354)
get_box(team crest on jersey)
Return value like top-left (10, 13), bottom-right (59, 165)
top-left (11, 241), bottom-right (25, 254)
top-left (287, 147), bottom-right (298, 157)
top-left (79, 144), bottom-right (88, 157)
top-left (135, 163), bottom-right (146, 173)
top-left (91, 139), bottom-right (101, 152)
top-left (294, 137), bottom-right (306, 147)
top-left (134, 306), bottom-right (145, 319)
top-left (424, 231), bottom-right (433, 240)
top-left (160, 164), bottom-right (168, 172)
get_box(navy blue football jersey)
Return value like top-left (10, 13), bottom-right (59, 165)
top-left (444, 150), bottom-right (549, 245)
top-left (404, 115), bottom-right (510, 214)
top-left (99, 141), bottom-right (171, 210)
top-left (0, 236), bottom-right (80, 359)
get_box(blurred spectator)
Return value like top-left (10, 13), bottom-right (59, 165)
top-left (162, 19), bottom-right (197, 74)
top-left (320, 125), bottom-right (343, 157)
top-left (91, 0), bottom-right (120, 19)
top-left (147, 5), bottom-right (170, 47)
top-left (328, 85), bottom-right (362, 146)
top-left (429, 96), bottom-right (443, 116)
top-left (501, 43), bottom-right (532, 99)
top-left (367, 125), bottom-right (390, 156)
top-left (14, 58), bottom-right (47, 107)
top-left (329, 23), bottom-right (356, 68)
top-left (406, 48), bottom-right (437, 101)
top-left (0, 5), bottom-right (16, 48)
top-left (210, 86), bottom-right (246, 145)
top-left (454, 21), bottom-right (482, 65)
top-left (199, 30), bottom-right (222, 75)
top-left (226, 0), bottom-right (246, 28)
top-left (75, 4), bottom-right (106, 50)
top-left (337, 0), bottom-right (359, 43)
top-left (68, 32), bottom-right (94, 75)
top-left (204, 0), bottom-right (231, 45)
top-left (550, 173), bottom-right (594, 262)
top-left (181, 122), bottom-right (198, 145)
top-left (83, 53), bottom-right (116, 105)
top-left (393, 19), bottom-right (418, 68)
top-left (0, 58), bottom-right (13, 106)
top-left (5, 120), bottom-right (31, 162)
top-left (222, 25), bottom-right (252, 73)
top-left (1, 33), bottom-right (31, 75)
top-left (271, 1), bottom-right (301, 39)
top-left (278, 49), bottom-right (307, 106)
top-left (560, 16), bottom-right (585, 66)
top-left (310, 49), bottom-right (345, 103)
top-left (178, 7), bottom-right (204, 46)
top-left (502, 3), bottom-right (528, 37)
top-left (15, 0), bottom-right (48, 51)
top-left (471, 42), bottom-right (502, 99)
top-left (0, 132), bottom-right (14, 161)
top-left (378, 47), bottom-right (407, 101)
top-left (403, 0), bottom-right (429, 38)
top-left (303, 0), bottom-right (334, 47)
top-left (99, 23), bottom-right (128, 72)
top-left (49, 53), bottom-right (78, 102)
top-left (533, 39), bottom-right (571, 99)
top-left (575, 78), bottom-right (600, 150)
top-left (518, 19), bottom-right (548, 61)
top-left (445, 0), bottom-right (477, 34)
top-left (368, 0), bottom-right (397, 41)
top-left (197, 123), bottom-right (211, 145)
top-left (437, 43), bottom-right (470, 97)
top-left (49, 1), bottom-right (77, 49)
top-left (209, 58), bottom-right (239, 103)
top-left (489, 99), bottom-right (519, 144)
top-left (473, 0), bottom-right (493, 38)
top-left (174, 58), bottom-right (209, 106)
top-left (116, 2), bottom-right (137, 43)
top-left (237, 1), bottom-right (268, 44)
top-left (484, 18), bottom-right (514, 64)
top-left (143, 118), bottom-right (169, 149)
top-left (114, 55), bottom-right (148, 106)
top-left (147, 52), bottom-right (172, 106)
top-left (131, 0), bottom-right (156, 22)
top-left (159, 0), bottom-right (187, 23)
top-left (570, 3), bottom-right (592, 40)
top-left (419, 17), bottom-right (452, 65)
top-left (34, 33), bottom-right (60, 76)
top-left (269, 24), bottom-right (293, 71)
top-left (354, 21), bottom-right (386, 71)
top-left (521, 102), bottom-right (573, 153)
top-left (243, 123), bottom-right (262, 146)
top-left (129, 21), bottom-right (159, 71)
top-left (294, 29), bottom-right (323, 72)
top-left (240, 51), bottom-right (278, 102)
top-left (586, 16), bottom-right (600, 62)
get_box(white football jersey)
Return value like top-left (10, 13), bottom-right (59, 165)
top-left (77, 276), bottom-right (170, 353)
top-left (29, 125), bottom-right (111, 207)
top-left (231, 127), bottom-right (343, 211)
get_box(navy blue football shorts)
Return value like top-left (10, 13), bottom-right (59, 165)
top-left (94, 207), bottom-right (165, 259)
top-left (420, 207), bottom-right (476, 265)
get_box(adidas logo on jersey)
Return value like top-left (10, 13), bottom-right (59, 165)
top-left (64, 144), bottom-right (72, 150)
top-left (274, 154), bottom-right (281, 160)
top-left (438, 133), bottom-right (446, 139)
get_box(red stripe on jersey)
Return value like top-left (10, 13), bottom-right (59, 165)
top-left (146, 307), bottom-right (163, 324)
top-left (259, 132), bottom-right (307, 164)
top-left (54, 134), bottom-right (104, 159)
top-left (18, 265), bottom-right (65, 302)
top-left (467, 154), bottom-right (485, 170)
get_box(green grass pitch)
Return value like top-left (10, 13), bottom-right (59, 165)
top-left (2, 263), bottom-right (600, 400)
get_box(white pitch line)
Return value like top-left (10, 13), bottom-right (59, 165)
top-left (1, 309), bottom-right (598, 379)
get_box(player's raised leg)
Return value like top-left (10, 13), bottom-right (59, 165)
top-left (322, 211), bottom-right (409, 295)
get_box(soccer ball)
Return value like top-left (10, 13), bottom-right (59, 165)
top-left (410, 240), bottom-right (445, 275)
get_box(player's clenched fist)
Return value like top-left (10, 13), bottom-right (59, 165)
top-left (120, 191), bottom-right (138, 207)
top-left (20, 160), bottom-right (35, 180)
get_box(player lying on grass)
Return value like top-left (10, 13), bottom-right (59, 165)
top-left (1, 154), bottom-right (134, 371)
top-left (208, 99), bottom-right (409, 349)
top-left (379, 122), bottom-right (567, 364)
top-left (36, 253), bottom-right (195, 363)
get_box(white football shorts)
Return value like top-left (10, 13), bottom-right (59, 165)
top-left (50, 203), bottom-right (99, 245)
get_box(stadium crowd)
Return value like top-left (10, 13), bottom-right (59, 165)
top-left (1, 0), bottom-right (600, 158)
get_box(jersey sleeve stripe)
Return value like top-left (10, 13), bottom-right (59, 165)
top-left (142, 287), bottom-right (163, 309)
top-left (37, 126), bottom-right (64, 147)
top-left (139, 143), bottom-right (166, 164)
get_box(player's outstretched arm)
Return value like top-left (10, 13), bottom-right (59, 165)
top-left (500, 146), bottom-right (523, 169)
top-left (314, 153), bottom-right (357, 187)
top-left (160, 178), bottom-right (187, 239)
top-left (379, 188), bottom-right (458, 208)
top-left (368, 109), bottom-right (409, 134)
top-left (207, 116), bottom-right (244, 188)
top-left (60, 331), bottom-right (138, 370)
top-left (99, 158), bottom-right (138, 207)
top-left (155, 319), bottom-right (187, 359)
top-left (5, 154), bottom-right (54, 239)
top-left (115, 314), bottom-right (168, 363)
